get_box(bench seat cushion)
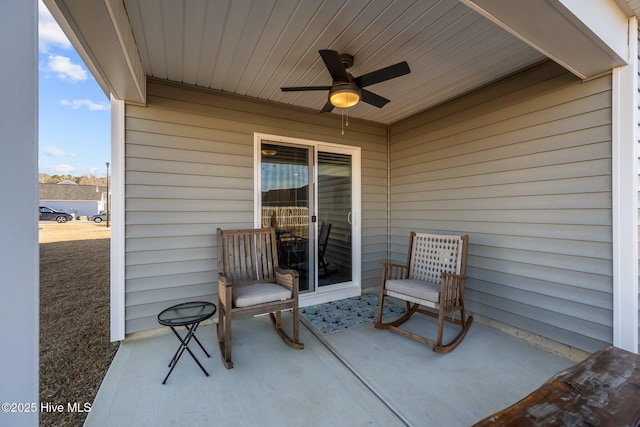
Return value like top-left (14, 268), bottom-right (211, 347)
top-left (232, 282), bottom-right (292, 308)
top-left (386, 279), bottom-right (440, 303)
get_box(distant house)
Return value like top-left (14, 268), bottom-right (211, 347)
top-left (57, 179), bottom-right (77, 185)
top-left (39, 183), bottom-right (107, 217)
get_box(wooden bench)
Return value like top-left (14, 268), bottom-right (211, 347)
top-left (473, 346), bottom-right (640, 426)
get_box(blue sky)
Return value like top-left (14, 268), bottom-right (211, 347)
top-left (38, 1), bottom-right (111, 178)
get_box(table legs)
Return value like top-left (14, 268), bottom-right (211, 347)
top-left (162, 321), bottom-right (211, 384)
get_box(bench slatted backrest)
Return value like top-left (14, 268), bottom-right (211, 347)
top-left (217, 228), bottom-right (279, 283)
top-left (408, 233), bottom-right (465, 283)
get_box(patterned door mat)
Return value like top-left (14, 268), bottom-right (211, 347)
top-left (300, 293), bottom-right (407, 334)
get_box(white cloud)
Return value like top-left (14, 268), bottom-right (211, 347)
top-left (38, 1), bottom-right (72, 53)
top-left (44, 54), bottom-right (88, 82)
top-left (60, 99), bottom-right (111, 111)
top-left (40, 164), bottom-right (78, 175)
top-left (44, 146), bottom-right (76, 158)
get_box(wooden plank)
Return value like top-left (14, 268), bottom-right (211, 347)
top-left (473, 346), bottom-right (640, 426)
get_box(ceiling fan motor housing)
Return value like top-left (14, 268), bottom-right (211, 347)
top-left (339, 53), bottom-right (354, 69)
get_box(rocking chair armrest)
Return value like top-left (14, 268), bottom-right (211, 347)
top-left (380, 261), bottom-right (407, 268)
top-left (380, 261), bottom-right (408, 281)
top-left (439, 272), bottom-right (466, 308)
top-left (275, 267), bottom-right (299, 292)
top-left (440, 272), bottom-right (466, 282)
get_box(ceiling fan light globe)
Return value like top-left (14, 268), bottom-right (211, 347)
top-left (329, 84), bottom-right (361, 108)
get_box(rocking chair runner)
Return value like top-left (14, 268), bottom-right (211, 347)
top-left (374, 232), bottom-right (472, 353)
top-left (217, 227), bottom-right (304, 369)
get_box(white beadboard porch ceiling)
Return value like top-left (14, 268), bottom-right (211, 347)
top-left (122, 0), bottom-right (546, 124)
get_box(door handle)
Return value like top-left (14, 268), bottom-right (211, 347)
top-left (347, 211), bottom-right (352, 225)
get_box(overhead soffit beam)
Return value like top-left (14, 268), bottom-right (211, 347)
top-left (613, 0), bottom-right (635, 16)
top-left (44, 0), bottom-right (146, 105)
top-left (614, 0), bottom-right (640, 18)
top-left (461, 0), bottom-right (629, 79)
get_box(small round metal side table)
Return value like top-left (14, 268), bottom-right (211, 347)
top-left (157, 301), bottom-right (216, 384)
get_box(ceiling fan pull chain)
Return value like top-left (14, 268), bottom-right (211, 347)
top-left (341, 109), bottom-right (345, 135)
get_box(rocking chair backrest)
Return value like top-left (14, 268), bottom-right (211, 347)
top-left (407, 232), bottom-right (467, 284)
top-left (217, 228), bottom-right (279, 284)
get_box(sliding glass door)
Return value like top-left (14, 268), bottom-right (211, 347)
top-left (256, 134), bottom-right (360, 305)
top-left (317, 150), bottom-right (352, 287)
top-left (259, 142), bottom-right (312, 292)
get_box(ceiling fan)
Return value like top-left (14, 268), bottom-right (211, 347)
top-left (281, 49), bottom-right (411, 113)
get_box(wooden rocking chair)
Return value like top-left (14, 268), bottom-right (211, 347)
top-left (217, 228), bottom-right (304, 369)
top-left (374, 232), bottom-right (472, 353)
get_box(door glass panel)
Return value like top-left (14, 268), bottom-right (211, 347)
top-left (260, 143), bottom-right (311, 292)
top-left (317, 151), bottom-right (352, 286)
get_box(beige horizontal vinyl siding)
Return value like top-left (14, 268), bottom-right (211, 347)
top-left (389, 61), bottom-right (612, 353)
top-left (124, 79), bottom-right (387, 334)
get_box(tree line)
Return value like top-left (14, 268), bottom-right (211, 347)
top-left (39, 173), bottom-right (107, 186)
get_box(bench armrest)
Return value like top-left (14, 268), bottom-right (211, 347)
top-left (275, 267), bottom-right (299, 294)
top-left (218, 272), bottom-right (232, 287)
top-left (218, 273), bottom-right (233, 308)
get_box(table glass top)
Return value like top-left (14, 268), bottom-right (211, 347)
top-left (157, 301), bottom-right (216, 326)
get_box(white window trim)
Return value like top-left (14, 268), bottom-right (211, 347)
top-left (611, 17), bottom-right (639, 352)
top-left (110, 95), bottom-right (126, 342)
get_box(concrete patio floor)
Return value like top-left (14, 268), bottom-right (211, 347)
top-left (85, 310), bottom-right (578, 427)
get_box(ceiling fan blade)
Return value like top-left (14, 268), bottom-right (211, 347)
top-left (354, 61), bottom-right (410, 87)
top-left (281, 86), bottom-right (332, 92)
top-left (361, 89), bottom-right (390, 108)
top-left (320, 100), bottom-right (335, 113)
top-left (319, 50), bottom-right (349, 82)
